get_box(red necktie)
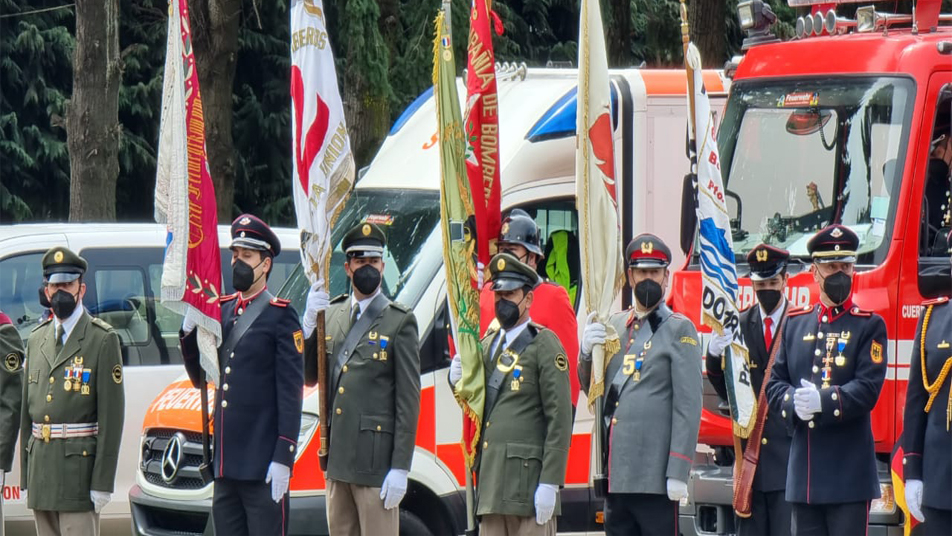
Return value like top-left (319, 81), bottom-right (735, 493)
top-left (764, 316), bottom-right (773, 350)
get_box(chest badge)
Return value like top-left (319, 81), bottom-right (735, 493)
top-left (379, 336), bottom-right (389, 361)
top-left (938, 340), bottom-right (950, 349)
top-left (511, 365), bottom-right (523, 391)
top-left (803, 333), bottom-right (816, 342)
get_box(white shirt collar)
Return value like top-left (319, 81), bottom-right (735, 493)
top-left (53, 302), bottom-right (86, 344)
top-left (351, 288), bottom-right (382, 317)
top-left (494, 318), bottom-right (532, 353)
top-left (759, 300), bottom-right (787, 332)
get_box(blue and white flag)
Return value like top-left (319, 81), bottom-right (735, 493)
top-left (686, 43), bottom-right (756, 438)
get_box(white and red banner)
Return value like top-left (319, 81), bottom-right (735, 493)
top-left (291, 0), bottom-right (355, 290)
top-left (155, 0), bottom-right (222, 384)
top-left (463, 0), bottom-right (503, 267)
top-left (577, 0), bottom-right (624, 406)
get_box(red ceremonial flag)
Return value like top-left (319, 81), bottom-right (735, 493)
top-left (463, 0), bottom-right (504, 268)
top-left (155, 0), bottom-right (222, 384)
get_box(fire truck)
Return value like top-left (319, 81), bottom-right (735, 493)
top-left (675, 1), bottom-right (952, 535)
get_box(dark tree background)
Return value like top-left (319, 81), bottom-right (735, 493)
top-left (1, 0), bottom-right (942, 225)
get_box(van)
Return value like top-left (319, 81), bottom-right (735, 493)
top-left (130, 68), bottom-right (728, 535)
top-left (0, 223), bottom-right (299, 534)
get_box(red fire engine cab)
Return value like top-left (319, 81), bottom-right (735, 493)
top-left (674, 1), bottom-right (952, 535)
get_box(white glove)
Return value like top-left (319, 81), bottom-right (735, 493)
top-left (265, 462), bottom-right (291, 503)
top-left (450, 353), bottom-right (462, 384)
top-left (666, 478), bottom-right (688, 501)
top-left (707, 330), bottom-right (732, 357)
top-left (302, 285), bottom-right (330, 336)
top-left (905, 479), bottom-right (925, 522)
top-left (182, 310), bottom-right (197, 335)
top-left (794, 379), bottom-right (822, 421)
top-left (90, 490), bottom-right (111, 513)
top-left (534, 483), bottom-right (558, 525)
top-left (380, 469), bottom-right (408, 510)
top-left (581, 311), bottom-right (607, 355)
top-left (476, 262), bottom-right (485, 288)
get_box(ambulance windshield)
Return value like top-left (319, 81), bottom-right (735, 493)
top-left (717, 76), bottom-right (914, 265)
top-left (277, 188), bottom-right (442, 312)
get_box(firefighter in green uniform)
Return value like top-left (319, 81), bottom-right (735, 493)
top-left (467, 252), bottom-right (573, 536)
top-left (20, 247), bottom-right (125, 536)
top-left (0, 309), bottom-right (24, 536)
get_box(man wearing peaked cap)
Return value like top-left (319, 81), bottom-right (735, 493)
top-left (708, 243), bottom-right (793, 536)
top-left (181, 214), bottom-right (304, 536)
top-left (767, 224), bottom-right (887, 536)
top-left (579, 233), bottom-right (702, 535)
top-left (476, 210), bottom-right (581, 413)
top-left (302, 221), bottom-right (420, 536)
top-left (469, 252), bottom-right (572, 535)
top-left (21, 247), bottom-right (124, 536)
top-left (901, 245), bottom-right (952, 534)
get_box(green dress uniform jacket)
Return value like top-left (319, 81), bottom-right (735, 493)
top-left (19, 313), bottom-right (125, 512)
top-left (0, 313), bottom-right (23, 472)
top-left (304, 293), bottom-right (421, 488)
top-left (475, 323), bottom-right (573, 518)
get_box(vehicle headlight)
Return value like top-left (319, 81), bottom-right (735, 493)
top-left (296, 413), bottom-right (318, 461)
top-left (870, 483), bottom-right (896, 515)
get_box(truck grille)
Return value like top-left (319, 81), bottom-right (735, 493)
top-left (141, 428), bottom-right (211, 490)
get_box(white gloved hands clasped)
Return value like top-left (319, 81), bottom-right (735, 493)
top-left (90, 490), bottom-right (111, 513)
top-left (302, 285), bottom-right (330, 336)
top-left (265, 462), bottom-right (291, 503)
top-left (707, 330), bottom-right (733, 357)
top-left (476, 262), bottom-right (485, 289)
top-left (581, 311), bottom-right (607, 356)
top-left (905, 479), bottom-right (925, 522)
top-left (534, 483), bottom-right (558, 525)
top-left (666, 478), bottom-right (688, 502)
top-left (449, 354), bottom-right (462, 384)
top-left (794, 379), bottom-right (822, 421)
top-left (380, 469), bottom-right (408, 510)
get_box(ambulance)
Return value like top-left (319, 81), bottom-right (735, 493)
top-left (675, 1), bottom-right (952, 535)
top-left (129, 67), bottom-right (728, 536)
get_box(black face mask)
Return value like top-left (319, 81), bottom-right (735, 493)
top-left (634, 279), bottom-right (664, 310)
top-left (232, 258), bottom-right (265, 292)
top-left (756, 289), bottom-right (783, 314)
top-left (39, 286), bottom-right (51, 308)
top-left (928, 157), bottom-right (950, 183)
top-left (352, 264), bottom-right (382, 295)
top-left (50, 290), bottom-right (78, 320)
top-left (821, 270), bottom-right (852, 305)
top-left (494, 295), bottom-right (526, 330)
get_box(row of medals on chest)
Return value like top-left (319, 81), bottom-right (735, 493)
top-left (804, 330), bottom-right (852, 388)
top-left (62, 356), bottom-right (92, 395)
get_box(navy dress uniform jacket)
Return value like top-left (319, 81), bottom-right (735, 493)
top-left (903, 297), bottom-right (952, 511)
top-left (182, 292), bottom-right (304, 481)
top-left (708, 303), bottom-right (792, 492)
top-left (766, 302), bottom-right (887, 504)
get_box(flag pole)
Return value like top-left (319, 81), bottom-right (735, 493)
top-left (680, 0), bottom-right (696, 150)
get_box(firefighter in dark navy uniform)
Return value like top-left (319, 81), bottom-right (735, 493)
top-left (477, 210), bottom-right (581, 409)
top-left (579, 234), bottom-right (703, 536)
top-left (707, 244), bottom-right (793, 536)
top-left (181, 214), bottom-right (304, 536)
top-left (766, 224), bottom-right (888, 536)
top-left (902, 242), bottom-right (952, 536)
top-left (301, 222), bottom-right (421, 536)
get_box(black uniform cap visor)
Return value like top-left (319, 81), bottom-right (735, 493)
top-left (230, 237), bottom-right (272, 253)
top-left (628, 258), bottom-right (669, 269)
top-left (749, 262), bottom-right (787, 281)
top-left (491, 274), bottom-right (536, 292)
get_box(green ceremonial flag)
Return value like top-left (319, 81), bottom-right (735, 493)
top-left (433, 10), bottom-right (484, 468)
